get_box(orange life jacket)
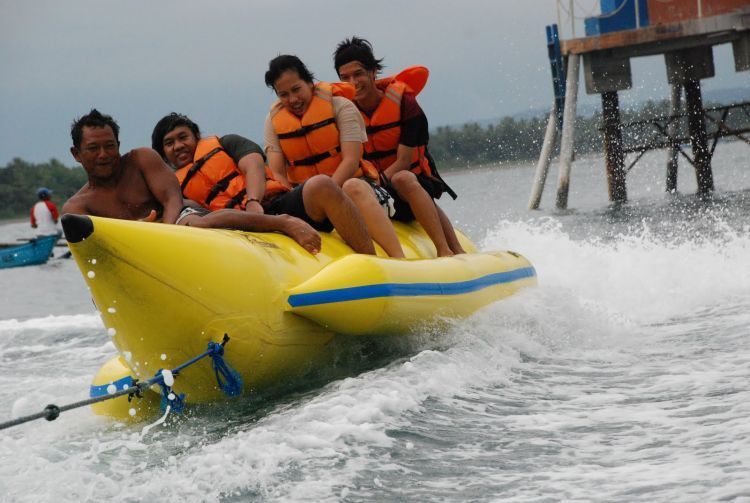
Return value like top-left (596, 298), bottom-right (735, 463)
top-left (360, 66), bottom-right (434, 177)
top-left (175, 136), bottom-right (287, 211)
top-left (270, 82), bottom-right (378, 185)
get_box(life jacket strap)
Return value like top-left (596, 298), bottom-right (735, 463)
top-left (424, 151), bottom-right (458, 200)
top-left (289, 146), bottom-right (341, 167)
top-left (205, 171), bottom-right (240, 205)
top-left (277, 117), bottom-right (337, 140)
top-left (224, 188), bottom-right (247, 209)
top-left (180, 147), bottom-right (223, 193)
top-left (366, 120), bottom-right (401, 135)
top-left (364, 148), bottom-right (398, 161)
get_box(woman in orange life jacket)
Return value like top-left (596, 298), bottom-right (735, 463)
top-left (149, 113), bottom-right (324, 255)
top-left (334, 37), bottom-right (465, 256)
top-left (263, 54), bottom-right (405, 258)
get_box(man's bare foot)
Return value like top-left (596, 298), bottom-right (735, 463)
top-left (281, 215), bottom-right (321, 255)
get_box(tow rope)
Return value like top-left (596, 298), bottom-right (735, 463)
top-left (0, 334), bottom-right (242, 431)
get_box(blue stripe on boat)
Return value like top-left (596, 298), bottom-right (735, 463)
top-left (288, 266), bottom-right (536, 308)
top-left (90, 375), bottom-right (134, 398)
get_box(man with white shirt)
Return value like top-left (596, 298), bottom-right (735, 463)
top-left (30, 187), bottom-right (60, 236)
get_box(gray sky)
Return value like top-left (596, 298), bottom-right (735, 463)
top-left (1, 0), bottom-right (747, 164)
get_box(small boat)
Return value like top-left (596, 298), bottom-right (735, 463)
top-left (62, 214), bottom-right (536, 420)
top-left (0, 234), bottom-right (58, 269)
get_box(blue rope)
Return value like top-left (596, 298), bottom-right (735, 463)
top-left (207, 341), bottom-right (243, 397)
top-left (0, 336), bottom-right (244, 430)
top-left (155, 376), bottom-right (186, 414)
top-left (148, 335), bottom-right (242, 413)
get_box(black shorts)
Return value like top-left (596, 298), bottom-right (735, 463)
top-left (386, 172), bottom-right (446, 223)
top-left (263, 183), bottom-right (334, 232)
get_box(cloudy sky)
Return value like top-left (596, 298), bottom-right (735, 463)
top-left (1, 0), bottom-right (747, 164)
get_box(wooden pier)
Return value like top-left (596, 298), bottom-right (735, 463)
top-left (529, 4), bottom-right (750, 209)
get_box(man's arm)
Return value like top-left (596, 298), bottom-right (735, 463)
top-left (182, 210), bottom-right (321, 255)
top-left (236, 153), bottom-right (266, 213)
top-left (383, 93), bottom-right (429, 180)
top-left (61, 193), bottom-right (88, 216)
top-left (383, 144), bottom-right (417, 180)
top-left (133, 148), bottom-right (184, 224)
top-left (48, 201), bottom-right (60, 222)
top-left (219, 134), bottom-right (266, 213)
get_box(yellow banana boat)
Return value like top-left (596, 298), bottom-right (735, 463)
top-left (62, 214), bottom-right (536, 421)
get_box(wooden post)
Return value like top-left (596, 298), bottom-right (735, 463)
top-left (556, 53), bottom-right (580, 210)
top-left (602, 91), bottom-right (627, 202)
top-left (528, 107), bottom-right (558, 209)
top-left (684, 79), bottom-right (714, 195)
top-left (666, 83), bottom-right (682, 193)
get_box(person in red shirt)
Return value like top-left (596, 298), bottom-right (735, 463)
top-left (30, 187), bottom-right (60, 236)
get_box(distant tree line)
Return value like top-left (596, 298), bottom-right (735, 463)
top-left (0, 158), bottom-right (86, 220)
top-left (2, 98), bottom-right (748, 219)
top-left (429, 112), bottom-right (603, 170)
top-left (429, 99), bottom-right (750, 170)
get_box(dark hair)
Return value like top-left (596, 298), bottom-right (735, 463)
top-left (264, 54), bottom-right (315, 89)
top-left (151, 113), bottom-right (201, 159)
top-left (70, 109), bottom-right (120, 149)
top-left (333, 37), bottom-right (384, 75)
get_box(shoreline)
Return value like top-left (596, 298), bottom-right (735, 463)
top-left (0, 217), bottom-right (27, 225)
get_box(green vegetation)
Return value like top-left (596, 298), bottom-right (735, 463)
top-left (2, 99), bottom-right (747, 219)
top-left (429, 99), bottom-right (750, 170)
top-left (0, 158), bottom-right (86, 220)
top-left (428, 103), bottom-right (670, 170)
top-left (430, 112), bottom-right (602, 170)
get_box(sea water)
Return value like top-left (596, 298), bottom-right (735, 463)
top-left (0, 142), bottom-right (748, 502)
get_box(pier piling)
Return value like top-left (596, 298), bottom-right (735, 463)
top-left (532, 4), bottom-right (750, 208)
top-left (556, 54), bottom-right (580, 210)
top-left (666, 84), bottom-right (682, 193)
top-left (602, 91), bottom-right (627, 203)
top-left (528, 107), bottom-right (559, 209)
top-left (684, 79), bottom-right (715, 195)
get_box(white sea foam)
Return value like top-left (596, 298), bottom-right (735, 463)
top-left (0, 314), bottom-right (102, 334)
top-left (483, 217), bottom-right (750, 323)
top-left (1, 215), bottom-right (748, 502)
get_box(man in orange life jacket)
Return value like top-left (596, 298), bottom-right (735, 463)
top-left (64, 109), bottom-right (321, 254)
top-left (334, 37), bottom-right (465, 256)
top-left (263, 54), bottom-right (405, 258)
top-left (151, 112), bottom-right (364, 254)
top-left (151, 113), bottom-right (269, 214)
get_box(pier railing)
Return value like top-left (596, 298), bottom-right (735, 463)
top-left (619, 101), bottom-right (750, 172)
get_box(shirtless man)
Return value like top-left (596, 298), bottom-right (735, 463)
top-left (63, 109), bottom-right (321, 254)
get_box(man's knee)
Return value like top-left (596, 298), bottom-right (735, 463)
top-left (391, 171), bottom-right (419, 192)
top-left (342, 178), bottom-right (370, 200)
top-left (303, 175), bottom-right (341, 202)
top-left (305, 174), bottom-right (337, 192)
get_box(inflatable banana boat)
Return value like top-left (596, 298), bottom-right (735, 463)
top-left (62, 214), bottom-right (536, 420)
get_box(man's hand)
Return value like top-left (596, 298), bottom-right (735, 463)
top-left (139, 209), bottom-right (159, 222)
top-left (281, 215), bottom-right (321, 255)
top-left (245, 200), bottom-right (265, 214)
